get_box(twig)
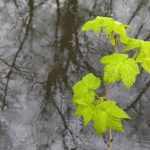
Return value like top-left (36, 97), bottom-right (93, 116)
top-left (124, 80), bottom-right (150, 111)
top-left (13, 0), bottom-right (19, 8)
top-left (103, 84), bottom-right (113, 150)
top-left (105, 31), bottom-right (119, 150)
top-left (108, 128), bottom-right (113, 150)
top-left (52, 98), bottom-right (76, 144)
top-left (127, 0), bottom-right (145, 24)
top-left (104, 84), bottom-right (109, 98)
top-left (1, 0), bottom-right (34, 110)
top-left (112, 33), bottom-right (118, 53)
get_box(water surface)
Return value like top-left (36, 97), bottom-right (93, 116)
top-left (0, 0), bottom-right (150, 150)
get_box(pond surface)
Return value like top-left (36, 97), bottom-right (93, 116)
top-left (0, 0), bottom-right (150, 150)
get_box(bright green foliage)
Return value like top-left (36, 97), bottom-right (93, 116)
top-left (120, 58), bottom-right (140, 88)
top-left (137, 41), bottom-right (150, 73)
top-left (82, 16), bottom-right (114, 34)
top-left (73, 73), bottom-right (101, 105)
top-left (73, 91), bottom-right (95, 105)
top-left (119, 34), bottom-right (129, 44)
top-left (104, 20), bottom-right (130, 38)
top-left (136, 48), bottom-right (150, 73)
top-left (72, 16), bottom-right (150, 139)
top-left (123, 39), bottom-right (150, 73)
top-left (73, 73), bottom-right (101, 125)
top-left (82, 16), bottom-right (131, 45)
top-left (72, 73), bottom-right (130, 136)
top-left (75, 103), bottom-right (96, 125)
top-left (140, 41), bottom-right (150, 52)
top-left (123, 38), bottom-right (142, 51)
top-left (109, 32), bottom-right (116, 46)
top-left (130, 41), bottom-right (150, 73)
top-left (100, 53), bottom-right (128, 63)
top-left (82, 73), bottom-right (101, 90)
top-left (94, 101), bottom-right (130, 135)
top-left (100, 53), bottom-right (140, 89)
top-left (123, 38), bottom-right (150, 52)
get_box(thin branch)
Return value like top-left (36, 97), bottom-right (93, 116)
top-left (106, 31), bottom-right (119, 150)
top-left (144, 33), bottom-right (150, 41)
top-left (108, 129), bottom-right (113, 150)
top-left (13, 0), bottom-right (19, 8)
top-left (47, 98), bottom-right (77, 149)
top-left (127, 0), bottom-right (145, 24)
top-left (135, 24), bottom-right (143, 38)
top-left (104, 84), bottom-right (113, 150)
top-left (124, 80), bottom-right (150, 111)
top-left (1, 76), bottom-right (10, 110)
top-left (1, 0), bottom-right (34, 110)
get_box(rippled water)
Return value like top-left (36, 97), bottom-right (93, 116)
top-left (0, 0), bottom-right (150, 150)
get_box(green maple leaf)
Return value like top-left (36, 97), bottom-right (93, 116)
top-left (81, 19), bottom-right (103, 34)
top-left (120, 58), bottom-right (140, 88)
top-left (82, 20), bottom-right (103, 34)
top-left (72, 73), bottom-right (101, 105)
top-left (96, 101), bottom-right (130, 119)
top-left (82, 73), bottom-right (101, 90)
top-left (81, 16), bottom-right (132, 48)
top-left (100, 53), bottom-right (128, 64)
top-left (140, 41), bottom-right (150, 52)
top-left (75, 104), bottom-right (96, 125)
top-left (100, 53), bottom-right (140, 89)
top-left (93, 110), bottom-right (107, 135)
top-left (93, 101), bottom-right (130, 136)
top-left (119, 34), bottom-right (129, 44)
top-left (103, 63), bottom-right (121, 83)
top-left (123, 38), bottom-right (142, 51)
top-left (100, 53), bottom-right (127, 84)
top-left (73, 73), bottom-right (101, 92)
top-left (72, 73), bottom-right (101, 125)
top-left (82, 16), bottom-right (131, 37)
top-left (136, 48), bottom-right (150, 73)
top-left (123, 38), bottom-right (150, 53)
top-left (105, 21), bottom-right (131, 37)
top-left (82, 16), bottom-right (114, 34)
top-left (73, 91), bottom-right (95, 105)
top-left (73, 81), bottom-right (88, 94)
top-left (104, 20), bottom-right (131, 47)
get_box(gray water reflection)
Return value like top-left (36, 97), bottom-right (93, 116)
top-left (0, 0), bottom-right (150, 150)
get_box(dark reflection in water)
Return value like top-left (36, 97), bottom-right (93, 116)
top-left (0, 0), bottom-right (150, 150)
top-left (45, 0), bottom-right (79, 101)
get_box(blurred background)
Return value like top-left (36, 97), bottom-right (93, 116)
top-left (0, 0), bottom-right (150, 149)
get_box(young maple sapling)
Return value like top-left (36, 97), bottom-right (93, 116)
top-left (72, 16), bottom-right (150, 150)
